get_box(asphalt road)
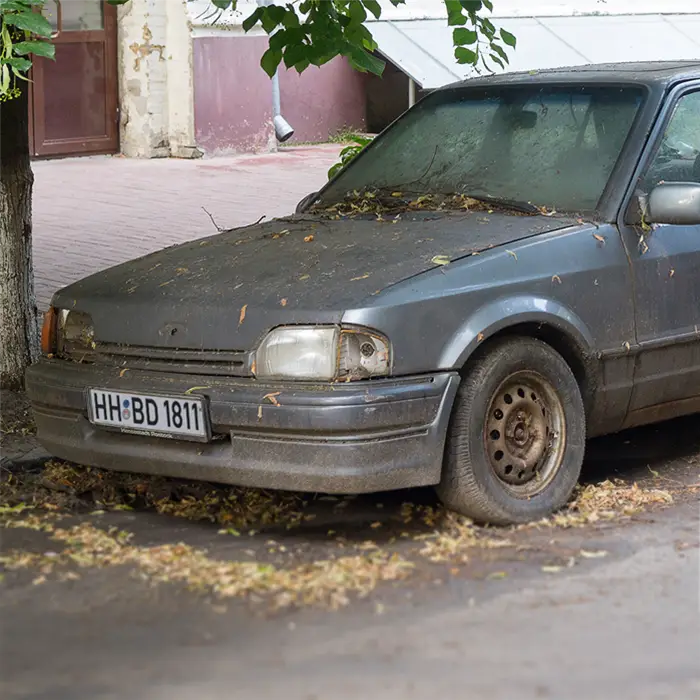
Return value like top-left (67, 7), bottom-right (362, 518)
top-left (1, 417), bottom-right (699, 700)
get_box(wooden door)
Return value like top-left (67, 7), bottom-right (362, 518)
top-left (29, 0), bottom-right (118, 158)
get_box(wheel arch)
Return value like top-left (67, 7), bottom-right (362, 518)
top-left (440, 297), bottom-right (598, 411)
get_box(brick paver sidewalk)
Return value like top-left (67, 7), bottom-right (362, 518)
top-left (32, 145), bottom-right (341, 310)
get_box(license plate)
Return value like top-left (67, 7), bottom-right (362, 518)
top-left (88, 389), bottom-right (209, 441)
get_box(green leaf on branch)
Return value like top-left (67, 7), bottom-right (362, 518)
top-left (268, 29), bottom-right (287, 52)
top-left (282, 42), bottom-right (308, 70)
top-left (266, 5), bottom-right (287, 26)
top-left (490, 53), bottom-right (505, 69)
top-left (3, 12), bottom-right (53, 38)
top-left (348, 0), bottom-right (367, 24)
top-left (453, 27), bottom-right (477, 45)
top-left (11, 40), bottom-right (55, 59)
top-left (0, 1), bottom-right (34, 11)
top-left (480, 16), bottom-right (496, 38)
top-left (459, 0), bottom-right (484, 11)
top-left (455, 46), bottom-right (477, 65)
top-left (281, 9), bottom-right (300, 29)
top-left (500, 28), bottom-right (517, 47)
top-left (4, 56), bottom-right (32, 71)
top-left (492, 42), bottom-right (509, 63)
top-left (362, 0), bottom-right (382, 19)
top-left (347, 45), bottom-right (385, 75)
top-left (260, 47), bottom-right (282, 77)
top-left (242, 6), bottom-right (264, 32)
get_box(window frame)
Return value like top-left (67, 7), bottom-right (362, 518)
top-left (621, 81), bottom-right (700, 226)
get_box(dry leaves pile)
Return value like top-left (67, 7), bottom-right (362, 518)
top-left (0, 517), bottom-right (413, 610)
top-left (528, 479), bottom-right (674, 529)
top-left (3, 460), bottom-right (312, 532)
top-left (0, 460), bottom-right (680, 610)
top-left (314, 190), bottom-right (531, 220)
top-left (416, 512), bottom-right (512, 563)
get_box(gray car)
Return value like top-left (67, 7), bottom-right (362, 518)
top-left (26, 61), bottom-right (700, 525)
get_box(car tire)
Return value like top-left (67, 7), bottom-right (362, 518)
top-left (436, 336), bottom-right (586, 525)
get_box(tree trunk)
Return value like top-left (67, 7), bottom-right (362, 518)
top-left (0, 84), bottom-right (38, 390)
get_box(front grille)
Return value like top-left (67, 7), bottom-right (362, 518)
top-left (92, 343), bottom-right (253, 377)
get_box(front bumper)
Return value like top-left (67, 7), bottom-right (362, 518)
top-left (25, 360), bottom-right (460, 494)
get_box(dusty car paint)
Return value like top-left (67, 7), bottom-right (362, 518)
top-left (26, 61), bottom-right (700, 496)
top-left (52, 212), bottom-right (575, 353)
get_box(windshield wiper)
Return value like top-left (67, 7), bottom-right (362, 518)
top-left (464, 194), bottom-right (541, 215)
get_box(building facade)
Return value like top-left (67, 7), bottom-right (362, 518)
top-left (29, 0), bottom-right (700, 160)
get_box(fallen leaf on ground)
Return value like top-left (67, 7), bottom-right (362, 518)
top-left (486, 571), bottom-right (507, 580)
top-left (238, 304), bottom-right (247, 326)
top-left (580, 549), bottom-right (608, 559)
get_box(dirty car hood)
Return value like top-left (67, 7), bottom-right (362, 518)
top-left (55, 211), bottom-right (575, 350)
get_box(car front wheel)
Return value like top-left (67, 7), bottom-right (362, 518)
top-left (437, 336), bottom-right (586, 525)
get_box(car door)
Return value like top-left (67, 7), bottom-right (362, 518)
top-left (619, 83), bottom-right (700, 429)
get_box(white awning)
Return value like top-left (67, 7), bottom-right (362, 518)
top-left (371, 14), bottom-right (700, 89)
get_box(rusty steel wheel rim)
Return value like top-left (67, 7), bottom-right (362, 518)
top-left (484, 370), bottom-right (566, 497)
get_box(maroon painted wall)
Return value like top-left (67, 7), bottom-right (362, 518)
top-left (193, 35), bottom-right (367, 154)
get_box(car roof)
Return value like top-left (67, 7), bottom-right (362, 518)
top-left (447, 61), bottom-right (700, 90)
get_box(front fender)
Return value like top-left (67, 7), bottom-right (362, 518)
top-left (439, 295), bottom-right (595, 370)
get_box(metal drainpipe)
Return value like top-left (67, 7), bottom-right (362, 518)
top-left (271, 68), bottom-right (294, 142)
top-left (257, 0), bottom-right (294, 142)
top-left (408, 77), bottom-right (416, 108)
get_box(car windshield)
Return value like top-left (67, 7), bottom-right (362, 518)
top-left (316, 84), bottom-right (646, 214)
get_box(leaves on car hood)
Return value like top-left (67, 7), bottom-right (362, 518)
top-left (54, 211), bottom-right (576, 350)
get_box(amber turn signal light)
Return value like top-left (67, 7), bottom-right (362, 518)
top-left (41, 307), bottom-right (57, 355)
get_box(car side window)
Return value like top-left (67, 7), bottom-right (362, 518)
top-left (643, 91), bottom-right (700, 191)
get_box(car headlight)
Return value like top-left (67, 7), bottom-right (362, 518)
top-left (255, 326), bottom-right (391, 381)
top-left (56, 309), bottom-right (95, 359)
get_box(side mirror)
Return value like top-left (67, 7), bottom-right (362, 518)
top-left (296, 191), bottom-right (319, 214)
top-left (647, 182), bottom-right (700, 226)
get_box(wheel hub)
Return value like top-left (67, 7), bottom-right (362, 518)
top-left (484, 373), bottom-right (564, 493)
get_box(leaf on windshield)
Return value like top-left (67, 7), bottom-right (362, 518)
top-left (431, 255), bottom-right (451, 266)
